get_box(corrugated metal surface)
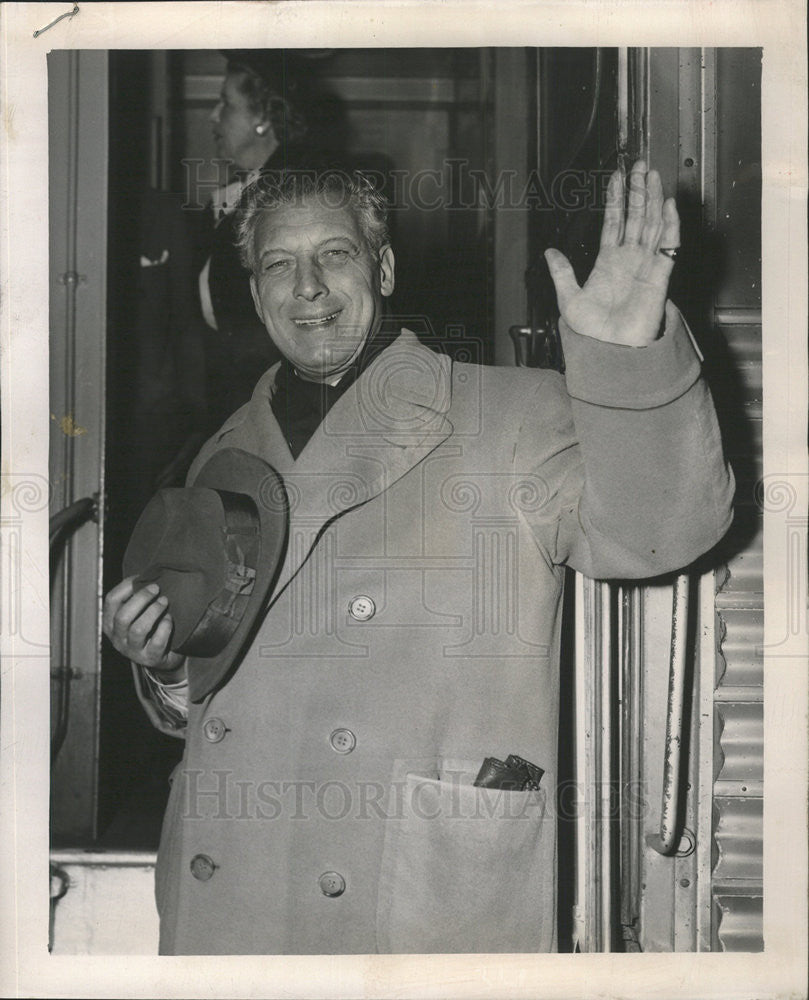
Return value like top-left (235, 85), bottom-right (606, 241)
top-left (715, 609), bottom-right (763, 691)
top-left (713, 703), bottom-right (764, 795)
top-left (712, 797), bottom-right (764, 880)
top-left (712, 424), bottom-right (763, 949)
top-left (716, 524), bottom-right (763, 602)
top-left (713, 892), bottom-right (764, 952)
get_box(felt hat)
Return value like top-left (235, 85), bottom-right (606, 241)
top-left (123, 449), bottom-right (288, 701)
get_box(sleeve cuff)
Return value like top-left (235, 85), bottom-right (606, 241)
top-left (560, 301), bottom-right (703, 409)
top-left (132, 663), bottom-right (188, 734)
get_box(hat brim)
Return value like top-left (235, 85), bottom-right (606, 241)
top-left (185, 448), bottom-right (288, 702)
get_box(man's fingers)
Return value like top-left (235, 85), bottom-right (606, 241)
top-left (600, 168), bottom-right (625, 248)
top-left (623, 160), bottom-right (647, 245)
top-left (143, 615), bottom-right (174, 661)
top-left (659, 197), bottom-right (680, 251)
top-left (110, 584), bottom-right (163, 643)
top-left (111, 582), bottom-right (158, 630)
top-left (544, 248), bottom-right (580, 312)
top-left (641, 169), bottom-right (664, 250)
top-left (102, 576), bottom-right (137, 635)
top-left (102, 576), bottom-right (179, 667)
top-left (122, 595), bottom-right (169, 649)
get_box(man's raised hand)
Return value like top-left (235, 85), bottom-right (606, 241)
top-left (544, 160), bottom-right (680, 347)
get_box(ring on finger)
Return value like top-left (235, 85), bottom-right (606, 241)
top-left (659, 246), bottom-right (680, 260)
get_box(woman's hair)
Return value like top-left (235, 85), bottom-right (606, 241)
top-left (226, 57), bottom-right (309, 147)
top-left (235, 170), bottom-right (391, 272)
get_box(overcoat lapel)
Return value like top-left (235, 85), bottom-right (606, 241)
top-left (253, 330), bottom-right (454, 604)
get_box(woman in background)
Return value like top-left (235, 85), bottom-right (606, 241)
top-left (200, 50), bottom-right (344, 425)
top-left (155, 50), bottom-right (348, 486)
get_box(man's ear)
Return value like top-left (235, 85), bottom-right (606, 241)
top-left (378, 245), bottom-right (395, 297)
top-left (249, 274), bottom-right (265, 321)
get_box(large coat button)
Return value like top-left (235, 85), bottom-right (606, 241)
top-left (318, 871), bottom-right (346, 897)
top-left (202, 717), bottom-right (227, 743)
top-left (348, 595), bottom-right (375, 621)
top-left (329, 728), bottom-right (356, 754)
top-left (190, 854), bottom-right (217, 881)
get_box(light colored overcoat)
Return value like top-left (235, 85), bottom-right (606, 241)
top-left (138, 309), bottom-right (734, 954)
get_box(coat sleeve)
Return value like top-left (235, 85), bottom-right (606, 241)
top-left (514, 301), bottom-right (735, 579)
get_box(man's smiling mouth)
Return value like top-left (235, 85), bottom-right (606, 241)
top-left (293, 311), bottom-right (341, 328)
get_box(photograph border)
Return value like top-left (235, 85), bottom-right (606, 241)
top-left (1, 2), bottom-right (806, 997)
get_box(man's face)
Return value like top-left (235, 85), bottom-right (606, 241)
top-left (209, 71), bottom-right (268, 171)
top-left (249, 197), bottom-right (395, 382)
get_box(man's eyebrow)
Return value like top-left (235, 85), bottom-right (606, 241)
top-left (258, 237), bottom-right (361, 258)
top-left (259, 246), bottom-right (292, 258)
top-left (317, 236), bottom-right (361, 251)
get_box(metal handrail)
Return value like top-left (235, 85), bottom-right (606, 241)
top-left (646, 573), bottom-right (691, 856)
top-left (50, 496), bottom-right (97, 549)
top-left (49, 494), bottom-right (99, 764)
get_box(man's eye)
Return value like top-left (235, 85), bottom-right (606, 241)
top-left (263, 259), bottom-right (289, 273)
top-left (322, 248), bottom-right (350, 265)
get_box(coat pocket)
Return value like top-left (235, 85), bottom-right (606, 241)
top-left (376, 759), bottom-right (556, 953)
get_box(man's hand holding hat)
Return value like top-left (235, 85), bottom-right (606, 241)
top-left (103, 578), bottom-right (186, 678)
top-left (103, 448), bottom-right (288, 702)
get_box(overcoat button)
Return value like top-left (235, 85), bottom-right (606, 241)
top-left (348, 595), bottom-right (375, 621)
top-left (202, 717), bottom-right (227, 743)
top-left (190, 854), bottom-right (216, 881)
top-left (329, 728), bottom-right (356, 754)
top-left (318, 871), bottom-right (346, 897)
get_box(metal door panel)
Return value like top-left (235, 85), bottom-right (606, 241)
top-left (48, 50), bottom-right (108, 841)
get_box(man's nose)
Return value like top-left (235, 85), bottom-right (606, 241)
top-left (209, 101), bottom-right (222, 124)
top-left (293, 260), bottom-right (328, 300)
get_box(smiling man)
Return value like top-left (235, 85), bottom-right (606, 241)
top-left (103, 165), bottom-right (734, 954)
top-left (247, 194), bottom-right (395, 383)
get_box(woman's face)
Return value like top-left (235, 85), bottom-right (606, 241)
top-left (209, 71), bottom-right (274, 171)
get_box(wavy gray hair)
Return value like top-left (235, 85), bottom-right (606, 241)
top-left (235, 170), bottom-right (391, 273)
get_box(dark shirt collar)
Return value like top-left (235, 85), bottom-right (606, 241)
top-left (269, 329), bottom-right (396, 460)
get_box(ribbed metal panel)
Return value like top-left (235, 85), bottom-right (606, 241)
top-left (712, 796), bottom-right (763, 881)
top-left (715, 608), bottom-right (763, 689)
top-left (716, 523), bottom-right (762, 600)
top-left (714, 703), bottom-right (763, 794)
top-left (714, 892), bottom-right (764, 951)
top-left (711, 312), bottom-right (762, 946)
top-left (713, 500), bottom-right (763, 950)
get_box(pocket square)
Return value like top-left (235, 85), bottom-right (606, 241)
top-left (474, 753), bottom-right (544, 790)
